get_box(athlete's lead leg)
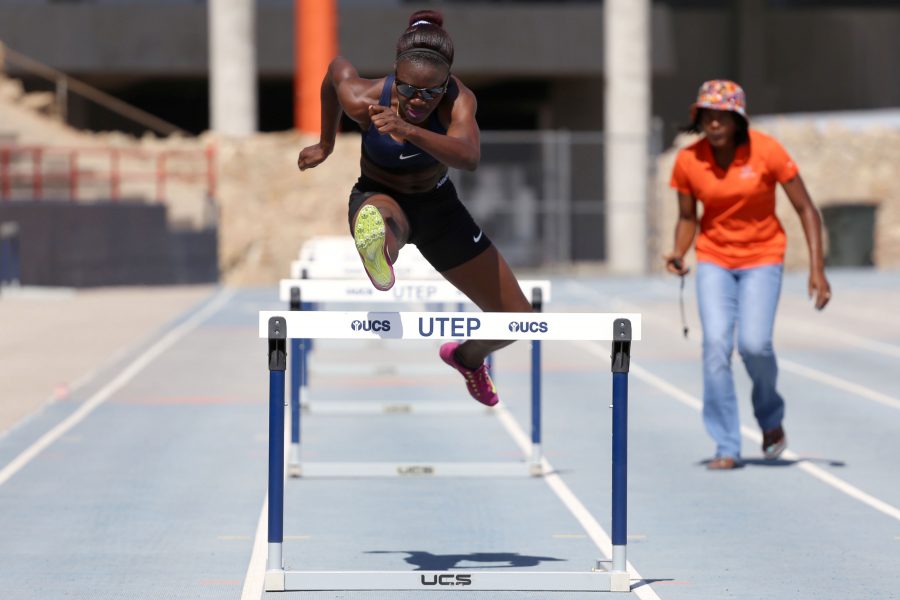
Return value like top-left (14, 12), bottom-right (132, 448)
top-left (351, 194), bottom-right (410, 291)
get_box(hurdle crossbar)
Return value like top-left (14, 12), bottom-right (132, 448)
top-left (259, 311), bottom-right (639, 341)
top-left (291, 259), bottom-right (441, 280)
top-left (295, 235), bottom-right (439, 280)
top-left (261, 310), bottom-right (637, 592)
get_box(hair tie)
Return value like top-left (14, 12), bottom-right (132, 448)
top-left (397, 47), bottom-right (450, 67)
top-left (411, 19), bottom-right (433, 27)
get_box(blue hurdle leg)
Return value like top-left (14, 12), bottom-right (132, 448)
top-left (303, 302), bottom-right (314, 381)
top-left (610, 318), bottom-right (632, 575)
top-left (288, 288), bottom-right (302, 476)
top-left (289, 338), bottom-right (301, 474)
top-left (267, 317), bottom-right (287, 572)
top-left (611, 370), bottom-right (628, 571)
top-left (529, 287), bottom-right (544, 475)
top-left (530, 338), bottom-right (542, 475)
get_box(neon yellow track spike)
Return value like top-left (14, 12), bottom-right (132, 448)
top-left (354, 205), bottom-right (395, 291)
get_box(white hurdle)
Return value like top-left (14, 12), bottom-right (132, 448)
top-left (261, 310), bottom-right (640, 593)
top-left (278, 279), bottom-right (552, 478)
top-left (279, 277), bottom-right (552, 305)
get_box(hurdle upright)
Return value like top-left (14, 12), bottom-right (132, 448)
top-left (260, 309), bottom-right (640, 592)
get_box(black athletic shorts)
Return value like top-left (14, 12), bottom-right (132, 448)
top-left (347, 173), bottom-right (492, 273)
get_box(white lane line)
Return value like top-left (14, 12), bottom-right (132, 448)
top-left (779, 358), bottom-right (900, 411)
top-left (240, 495), bottom-right (268, 600)
top-left (566, 281), bottom-right (900, 415)
top-left (610, 293), bottom-right (900, 412)
top-left (0, 289), bottom-right (235, 488)
top-left (780, 320), bottom-right (900, 359)
top-left (493, 405), bottom-right (663, 600)
top-left (573, 341), bottom-right (900, 524)
top-left (242, 405), bottom-right (291, 600)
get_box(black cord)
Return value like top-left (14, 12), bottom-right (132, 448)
top-left (672, 258), bottom-right (689, 339)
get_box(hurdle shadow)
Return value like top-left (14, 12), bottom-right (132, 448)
top-left (631, 578), bottom-right (678, 589)
top-left (698, 457), bottom-right (846, 469)
top-left (365, 550), bottom-right (566, 571)
top-left (742, 456), bottom-right (846, 468)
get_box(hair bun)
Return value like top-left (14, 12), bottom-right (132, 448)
top-left (408, 9), bottom-right (443, 29)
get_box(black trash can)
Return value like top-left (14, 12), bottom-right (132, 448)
top-left (821, 203), bottom-right (878, 267)
top-left (0, 221), bottom-right (21, 285)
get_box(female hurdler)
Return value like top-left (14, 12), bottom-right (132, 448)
top-left (297, 10), bottom-right (532, 406)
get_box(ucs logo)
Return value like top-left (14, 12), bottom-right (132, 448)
top-left (508, 320), bottom-right (548, 333)
top-left (350, 319), bottom-right (391, 332)
top-left (420, 574), bottom-right (472, 587)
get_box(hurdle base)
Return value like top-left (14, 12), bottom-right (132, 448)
top-left (293, 461), bottom-right (539, 478)
top-left (593, 568), bottom-right (631, 593)
top-left (266, 570), bottom-right (630, 592)
top-left (611, 572), bottom-right (630, 592)
top-left (288, 444), bottom-right (302, 478)
top-left (265, 569), bottom-right (285, 591)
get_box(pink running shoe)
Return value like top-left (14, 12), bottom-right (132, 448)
top-left (439, 342), bottom-right (499, 407)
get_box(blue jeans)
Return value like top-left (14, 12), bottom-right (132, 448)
top-left (696, 262), bottom-right (785, 459)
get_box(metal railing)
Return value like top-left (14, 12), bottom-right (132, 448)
top-left (0, 42), bottom-right (185, 137)
top-left (0, 144), bottom-right (216, 204)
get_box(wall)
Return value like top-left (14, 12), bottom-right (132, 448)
top-left (213, 131), bottom-right (357, 285)
top-left (652, 119), bottom-right (900, 272)
top-left (656, 7), bottom-right (900, 131)
top-left (3, 3), bottom-right (898, 138)
top-left (0, 4), bottom-right (616, 77)
top-left (0, 202), bottom-right (218, 286)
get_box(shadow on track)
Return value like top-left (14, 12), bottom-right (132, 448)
top-left (696, 457), bottom-right (846, 469)
top-left (366, 550), bottom-right (566, 570)
top-left (742, 457), bottom-right (846, 468)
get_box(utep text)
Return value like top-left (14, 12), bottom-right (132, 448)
top-left (418, 317), bottom-right (481, 337)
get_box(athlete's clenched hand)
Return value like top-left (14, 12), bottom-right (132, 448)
top-left (368, 105), bottom-right (414, 140)
top-left (297, 142), bottom-right (332, 171)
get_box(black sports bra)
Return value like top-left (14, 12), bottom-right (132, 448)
top-left (360, 75), bottom-right (448, 171)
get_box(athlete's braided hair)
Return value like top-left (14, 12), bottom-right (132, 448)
top-left (395, 10), bottom-right (454, 70)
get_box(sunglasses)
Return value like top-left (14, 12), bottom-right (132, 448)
top-left (394, 75), bottom-right (450, 101)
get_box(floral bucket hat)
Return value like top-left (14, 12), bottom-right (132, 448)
top-left (690, 79), bottom-right (747, 121)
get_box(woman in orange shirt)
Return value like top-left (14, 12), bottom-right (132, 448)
top-left (665, 80), bottom-right (831, 470)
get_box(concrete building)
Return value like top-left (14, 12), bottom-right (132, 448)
top-left (0, 0), bottom-right (897, 138)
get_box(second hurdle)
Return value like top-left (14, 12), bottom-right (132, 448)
top-left (280, 278), bottom-right (552, 477)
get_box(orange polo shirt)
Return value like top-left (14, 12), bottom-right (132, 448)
top-left (670, 129), bottom-right (799, 269)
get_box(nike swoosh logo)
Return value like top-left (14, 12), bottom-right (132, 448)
top-left (399, 153), bottom-right (421, 160)
top-left (473, 230), bottom-right (483, 243)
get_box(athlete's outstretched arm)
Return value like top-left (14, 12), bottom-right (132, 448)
top-left (298, 57), bottom-right (380, 171)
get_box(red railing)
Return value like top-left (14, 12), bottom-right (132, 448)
top-left (0, 144), bottom-right (216, 203)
